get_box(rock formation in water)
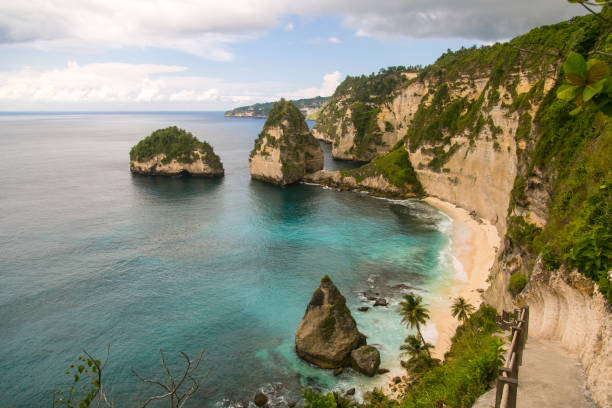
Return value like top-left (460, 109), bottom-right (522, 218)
top-left (130, 126), bottom-right (224, 177)
top-left (249, 99), bottom-right (323, 186)
top-left (295, 275), bottom-right (368, 369)
top-left (350, 345), bottom-right (381, 377)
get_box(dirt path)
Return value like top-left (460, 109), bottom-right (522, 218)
top-left (473, 337), bottom-right (597, 408)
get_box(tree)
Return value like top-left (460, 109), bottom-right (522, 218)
top-left (399, 334), bottom-right (438, 376)
top-left (399, 293), bottom-right (431, 358)
top-left (450, 297), bottom-right (475, 323)
top-left (131, 348), bottom-right (208, 408)
top-left (54, 347), bottom-right (208, 408)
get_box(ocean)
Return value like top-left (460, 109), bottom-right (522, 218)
top-left (0, 112), bottom-right (455, 407)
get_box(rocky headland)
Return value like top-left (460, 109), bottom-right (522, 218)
top-left (130, 126), bottom-right (224, 177)
top-left (295, 275), bottom-right (381, 376)
top-left (249, 99), bottom-right (324, 185)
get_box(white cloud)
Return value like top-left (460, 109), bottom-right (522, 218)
top-left (328, 37), bottom-right (341, 44)
top-left (284, 71), bottom-right (342, 99)
top-left (285, 23), bottom-right (295, 32)
top-left (0, 61), bottom-right (289, 109)
top-left (0, 0), bottom-right (586, 59)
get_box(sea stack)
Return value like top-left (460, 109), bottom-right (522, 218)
top-left (249, 99), bottom-right (323, 185)
top-left (130, 126), bottom-right (224, 177)
top-left (295, 275), bottom-right (379, 372)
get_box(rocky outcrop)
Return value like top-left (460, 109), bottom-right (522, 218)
top-left (303, 145), bottom-right (424, 199)
top-left (304, 170), bottom-right (406, 199)
top-left (224, 96), bottom-right (329, 119)
top-left (130, 153), bottom-right (224, 177)
top-left (350, 345), bottom-right (381, 377)
top-left (295, 276), bottom-right (366, 369)
top-left (129, 126), bottom-right (224, 177)
top-left (249, 99), bottom-right (323, 186)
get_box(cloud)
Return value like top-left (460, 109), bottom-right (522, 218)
top-left (284, 71), bottom-right (342, 99)
top-left (0, 0), bottom-right (586, 59)
top-left (285, 23), bottom-right (295, 32)
top-left (328, 37), bottom-right (341, 44)
top-left (0, 61), bottom-right (289, 109)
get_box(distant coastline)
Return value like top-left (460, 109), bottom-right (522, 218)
top-left (224, 96), bottom-right (330, 120)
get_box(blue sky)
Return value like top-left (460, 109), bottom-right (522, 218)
top-left (0, 0), bottom-right (587, 111)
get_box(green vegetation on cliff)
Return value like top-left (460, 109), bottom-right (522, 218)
top-left (314, 66), bottom-right (422, 159)
top-left (340, 144), bottom-right (424, 196)
top-left (503, 8), bottom-right (612, 301)
top-left (225, 96), bottom-right (330, 118)
top-left (129, 126), bottom-right (222, 169)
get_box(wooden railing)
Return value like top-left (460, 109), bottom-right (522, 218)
top-left (494, 306), bottom-right (529, 408)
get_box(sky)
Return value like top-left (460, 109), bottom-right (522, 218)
top-left (0, 0), bottom-right (587, 111)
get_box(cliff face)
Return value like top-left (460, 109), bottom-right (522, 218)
top-left (249, 99), bottom-right (324, 186)
top-left (313, 10), bottom-right (612, 405)
top-left (129, 126), bottom-right (224, 177)
top-left (312, 68), bottom-right (417, 162)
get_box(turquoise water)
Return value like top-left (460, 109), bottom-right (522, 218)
top-left (0, 112), bottom-right (452, 407)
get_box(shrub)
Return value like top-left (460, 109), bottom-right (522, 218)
top-left (508, 273), bottom-right (527, 296)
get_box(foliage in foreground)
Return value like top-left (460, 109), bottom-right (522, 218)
top-left (400, 305), bottom-right (503, 408)
top-left (129, 126), bottom-right (222, 169)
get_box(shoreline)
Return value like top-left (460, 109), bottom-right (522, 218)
top-left (379, 196), bottom-right (500, 396)
top-left (423, 197), bottom-right (500, 359)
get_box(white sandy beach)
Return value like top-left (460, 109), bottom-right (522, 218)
top-left (380, 197), bottom-right (500, 396)
top-left (423, 197), bottom-right (500, 359)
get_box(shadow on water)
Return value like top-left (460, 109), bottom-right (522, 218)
top-left (129, 174), bottom-right (224, 201)
top-left (247, 179), bottom-right (322, 224)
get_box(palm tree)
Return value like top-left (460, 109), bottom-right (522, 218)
top-left (399, 334), bottom-right (432, 358)
top-left (399, 293), bottom-right (431, 358)
top-left (451, 297), bottom-right (475, 323)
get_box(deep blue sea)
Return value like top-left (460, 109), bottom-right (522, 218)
top-left (0, 112), bottom-right (454, 407)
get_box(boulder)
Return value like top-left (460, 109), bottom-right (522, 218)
top-left (249, 99), bottom-right (323, 186)
top-left (346, 388), bottom-right (356, 396)
top-left (373, 298), bottom-right (388, 307)
top-left (378, 368), bottom-right (390, 374)
top-left (253, 392), bottom-right (268, 407)
top-left (357, 306), bottom-right (370, 312)
top-left (350, 346), bottom-right (381, 377)
top-left (295, 275), bottom-right (366, 368)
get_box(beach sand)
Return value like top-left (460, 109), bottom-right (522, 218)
top-left (380, 197), bottom-right (500, 396)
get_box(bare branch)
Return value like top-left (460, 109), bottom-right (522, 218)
top-left (131, 368), bottom-right (172, 392)
top-left (579, 1), bottom-right (612, 22)
top-left (589, 51), bottom-right (612, 57)
top-left (509, 44), bottom-right (561, 57)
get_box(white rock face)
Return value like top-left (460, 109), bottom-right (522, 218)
top-left (130, 152), bottom-right (224, 177)
top-left (249, 120), bottom-right (324, 186)
top-left (516, 263), bottom-right (612, 408)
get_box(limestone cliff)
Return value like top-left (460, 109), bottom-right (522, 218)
top-left (312, 68), bottom-right (419, 162)
top-left (295, 276), bottom-right (367, 368)
top-left (313, 10), bottom-right (612, 405)
top-left (129, 126), bottom-right (224, 177)
top-left (249, 99), bottom-right (323, 186)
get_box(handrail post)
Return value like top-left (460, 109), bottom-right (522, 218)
top-left (512, 326), bottom-right (524, 368)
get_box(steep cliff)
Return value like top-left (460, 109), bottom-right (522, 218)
top-left (313, 10), bottom-right (612, 405)
top-left (249, 99), bottom-right (324, 185)
top-left (129, 126), bottom-right (224, 177)
top-left (312, 67), bottom-right (419, 161)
